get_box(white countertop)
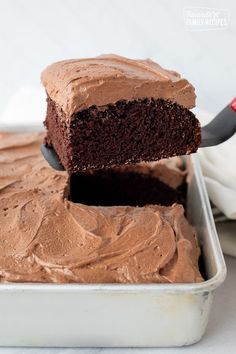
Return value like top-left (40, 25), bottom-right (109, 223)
top-left (0, 255), bottom-right (235, 353)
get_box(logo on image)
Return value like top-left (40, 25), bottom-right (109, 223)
top-left (183, 7), bottom-right (230, 31)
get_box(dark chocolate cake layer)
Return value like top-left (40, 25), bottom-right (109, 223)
top-left (70, 169), bottom-right (184, 207)
top-left (45, 97), bottom-right (201, 173)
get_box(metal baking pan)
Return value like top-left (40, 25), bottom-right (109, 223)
top-left (0, 125), bottom-right (226, 347)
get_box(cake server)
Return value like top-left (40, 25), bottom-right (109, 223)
top-left (41, 98), bottom-right (236, 171)
top-left (40, 143), bottom-right (65, 171)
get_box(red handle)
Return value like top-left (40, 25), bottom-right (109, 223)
top-left (230, 97), bottom-right (236, 112)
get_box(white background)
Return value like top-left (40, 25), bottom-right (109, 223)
top-left (0, 0), bottom-right (235, 123)
top-left (0, 0), bottom-right (235, 352)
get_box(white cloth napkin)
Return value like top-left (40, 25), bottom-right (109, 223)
top-left (195, 108), bottom-right (236, 257)
top-left (198, 135), bottom-right (236, 220)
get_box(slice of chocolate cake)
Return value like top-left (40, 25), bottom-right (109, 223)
top-left (41, 54), bottom-right (201, 173)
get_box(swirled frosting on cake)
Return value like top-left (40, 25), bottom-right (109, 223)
top-left (113, 157), bottom-right (186, 189)
top-left (0, 132), bottom-right (202, 283)
top-left (41, 54), bottom-right (196, 121)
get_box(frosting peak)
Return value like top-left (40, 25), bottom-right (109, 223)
top-left (41, 54), bottom-right (196, 119)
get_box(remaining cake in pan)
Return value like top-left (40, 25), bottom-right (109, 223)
top-left (112, 157), bottom-right (186, 189)
top-left (70, 163), bottom-right (185, 206)
top-left (0, 131), bottom-right (203, 283)
top-left (41, 54), bottom-right (201, 173)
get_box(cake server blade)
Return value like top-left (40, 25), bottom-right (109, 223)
top-left (40, 97), bottom-right (236, 171)
top-left (200, 97), bottom-right (236, 147)
top-left (40, 144), bottom-right (65, 171)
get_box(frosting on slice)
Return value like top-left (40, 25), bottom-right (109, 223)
top-left (41, 54), bottom-right (196, 121)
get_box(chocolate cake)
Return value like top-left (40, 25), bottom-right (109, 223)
top-left (70, 168), bottom-right (185, 207)
top-left (113, 157), bottom-right (186, 189)
top-left (0, 131), bottom-right (203, 284)
top-left (41, 55), bottom-right (201, 173)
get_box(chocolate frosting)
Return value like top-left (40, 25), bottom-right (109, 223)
top-left (41, 54), bottom-right (196, 123)
top-left (0, 132), bottom-right (202, 283)
top-left (114, 157), bottom-right (186, 189)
